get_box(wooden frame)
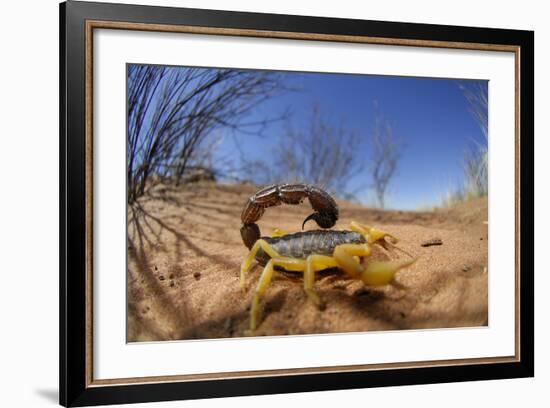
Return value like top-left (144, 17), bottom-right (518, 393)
top-left (60, 1), bottom-right (534, 406)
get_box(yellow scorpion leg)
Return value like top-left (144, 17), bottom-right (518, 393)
top-left (333, 242), bottom-right (415, 286)
top-left (361, 258), bottom-right (416, 286)
top-left (240, 239), bottom-right (281, 292)
top-left (349, 221), bottom-right (398, 244)
top-left (304, 255), bottom-right (338, 308)
top-left (271, 228), bottom-right (290, 237)
top-left (250, 257), bottom-right (305, 331)
top-left (333, 243), bottom-right (372, 279)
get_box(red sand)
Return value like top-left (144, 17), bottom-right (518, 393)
top-left (127, 182), bottom-right (488, 341)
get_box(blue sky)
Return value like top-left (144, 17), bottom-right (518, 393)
top-left (214, 70), bottom-right (487, 210)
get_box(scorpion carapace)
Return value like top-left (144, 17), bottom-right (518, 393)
top-left (239, 183), bottom-right (416, 332)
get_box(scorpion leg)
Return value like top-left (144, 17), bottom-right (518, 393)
top-left (240, 239), bottom-right (280, 292)
top-left (361, 258), bottom-right (416, 286)
top-left (304, 255), bottom-right (338, 308)
top-left (250, 257), bottom-right (305, 331)
top-left (333, 243), bottom-right (372, 279)
top-left (333, 243), bottom-right (415, 286)
top-left (349, 221), bottom-right (397, 244)
top-left (350, 221), bottom-right (415, 258)
top-left (271, 228), bottom-right (290, 238)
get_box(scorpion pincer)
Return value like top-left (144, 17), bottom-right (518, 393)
top-left (240, 183), bottom-right (416, 332)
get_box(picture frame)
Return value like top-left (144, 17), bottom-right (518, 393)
top-left (59, 0), bottom-right (534, 406)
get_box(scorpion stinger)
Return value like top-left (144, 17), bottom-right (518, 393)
top-left (301, 211), bottom-right (338, 230)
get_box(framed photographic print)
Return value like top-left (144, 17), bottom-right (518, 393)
top-left (59, 0), bottom-right (534, 406)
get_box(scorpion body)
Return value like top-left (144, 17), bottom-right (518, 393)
top-left (255, 230), bottom-right (366, 267)
top-left (239, 183), bottom-right (415, 332)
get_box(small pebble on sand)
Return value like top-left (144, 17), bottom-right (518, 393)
top-left (421, 238), bottom-right (443, 247)
top-left (193, 271), bottom-right (201, 280)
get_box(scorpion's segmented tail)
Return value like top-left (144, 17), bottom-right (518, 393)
top-left (240, 183), bottom-right (339, 249)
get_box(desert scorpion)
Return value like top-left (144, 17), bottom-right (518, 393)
top-left (240, 183), bottom-right (416, 332)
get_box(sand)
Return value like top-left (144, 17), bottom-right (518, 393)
top-left (127, 182), bottom-right (488, 341)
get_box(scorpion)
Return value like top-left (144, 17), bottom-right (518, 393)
top-left (240, 183), bottom-right (416, 332)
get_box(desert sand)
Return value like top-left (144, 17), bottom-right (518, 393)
top-left (127, 182), bottom-right (488, 341)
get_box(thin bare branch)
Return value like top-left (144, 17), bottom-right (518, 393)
top-left (370, 111), bottom-right (402, 208)
top-left (127, 65), bottom-right (284, 203)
